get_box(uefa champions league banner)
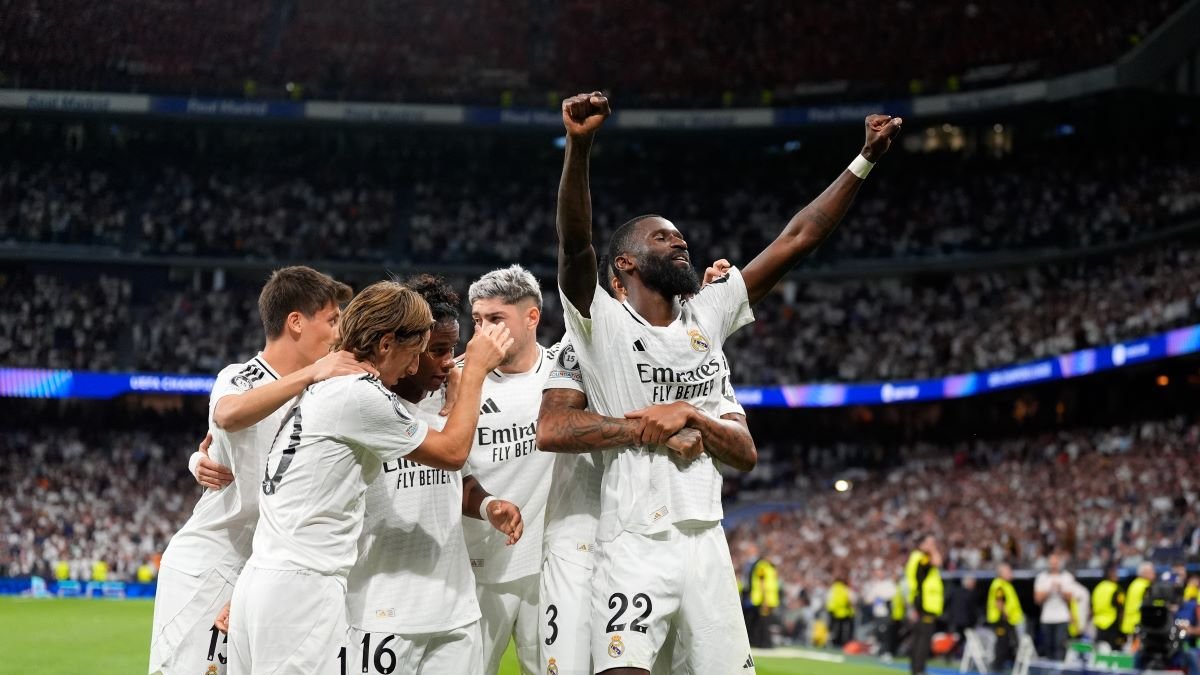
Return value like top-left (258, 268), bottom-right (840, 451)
top-left (733, 322), bottom-right (1200, 408)
top-left (1, 324), bottom-right (1198, 406)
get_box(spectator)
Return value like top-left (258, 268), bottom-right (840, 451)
top-left (945, 576), bottom-right (979, 657)
top-left (1034, 552), bottom-right (1076, 659)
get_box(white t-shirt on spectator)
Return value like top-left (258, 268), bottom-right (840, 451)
top-left (1034, 571), bottom-right (1076, 624)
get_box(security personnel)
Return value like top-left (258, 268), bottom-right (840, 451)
top-left (906, 535), bottom-right (944, 675)
top-left (888, 579), bottom-right (908, 658)
top-left (1121, 562), bottom-right (1155, 638)
top-left (827, 575), bottom-right (855, 647)
top-left (1092, 564), bottom-right (1125, 648)
top-left (988, 563), bottom-right (1023, 672)
top-left (747, 555), bottom-right (780, 647)
top-left (90, 558), bottom-right (108, 582)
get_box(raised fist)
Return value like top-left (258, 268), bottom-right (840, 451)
top-left (862, 114), bottom-right (903, 162)
top-left (562, 91), bottom-right (611, 139)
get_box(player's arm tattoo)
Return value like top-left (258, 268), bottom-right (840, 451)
top-left (556, 135), bottom-right (599, 316)
top-left (536, 388), bottom-right (642, 453)
top-left (740, 170), bottom-right (864, 305)
top-left (686, 411), bottom-right (757, 472)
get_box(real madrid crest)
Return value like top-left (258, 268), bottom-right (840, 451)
top-left (206, 665), bottom-right (219, 675)
top-left (547, 657), bottom-right (559, 675)
top-left (688, 328), bottom-right (710, 353)
top-left (608, 634), bottom-right (625, 658)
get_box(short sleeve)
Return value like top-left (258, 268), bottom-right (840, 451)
top-left (559, 283), bottom-right (625, 345)
top-left (340, 378), bottom-right (430, 462)
top-left (545, 340), bottom-right (584, 394)
top-left (208, 364), bottom-right (250, 413)
top-left (1033, 573), bottom-right (1049, 594)
top-left (686, 266), bottom-right (755, 339)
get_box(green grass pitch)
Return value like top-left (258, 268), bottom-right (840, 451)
top-left (1, 597), bottom-right (899, 675)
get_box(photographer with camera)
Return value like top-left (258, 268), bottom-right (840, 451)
top-left (1133, 565), bottom-right (1200, 675)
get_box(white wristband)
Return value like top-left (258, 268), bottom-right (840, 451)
top-left (847, 154), bottom-right (875, 180)
top-left (479, 495), bottom-right (497, 521)
top-left (188, 451), bottom-right (202, 480)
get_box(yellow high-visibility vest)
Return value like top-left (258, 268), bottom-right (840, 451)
top-left (1068, 597), bottom-right (1082, 637)
top-left (827, 581), bottom-right (855, 619)
top-left (749, 559), bottom-right (780, 609)
top-left (905, 550), bottom-right (944, 616)
top-left (987, 578), bottom-right (1023, 625)
top-left (1092, 580), bottom-right (1123, 631)
top-left (91, 560), bottom-right (108, 582)
top-left (892, 584), bottom-right (907, 621)
top-left (54, 561), bottom-right (70, 581)
top-left (1122, 577), bottom-right (1152, 635)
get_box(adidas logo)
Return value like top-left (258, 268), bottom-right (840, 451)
top-left (743, 654), bottom-right (755, 669)
top-left (480, 398), bottom-right (501, 414)
top-left (632, 339), bottom-right (647, 352)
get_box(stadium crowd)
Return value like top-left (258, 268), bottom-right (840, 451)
top-left (2, 235), bottom-right (1196, 382)
top-left (6, 413), bottom-right (1196, 603)
top-left (0, 426), bottom-right (198, 582)
top-left (3, 147), bottom-right (1198, 264)
top-left (0, 0), bottom-right (1182, 103)
top-left (726, 415), bottom-right (1200, 642)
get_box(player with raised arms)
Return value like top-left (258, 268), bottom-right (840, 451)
top-left (226, 281), bottom-right (511, 674)
top-left (536, 264), bottom-right (740, 675)
top-left (553, 91), bottom-right (902, 673)
top-left (345, 274), bottom-right (524, 674)
top-left (150, 266), bottom-right (374, 675)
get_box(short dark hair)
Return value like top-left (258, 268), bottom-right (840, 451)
top-left (401, 274), bottom-right (460, 324)
top-left (607, 214), bottom-right (662, 279)
top-left (258, 266), bottom-right (353, 339)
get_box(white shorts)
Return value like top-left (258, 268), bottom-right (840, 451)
top-left (476, 574), bottom-right (540, 675)
top-left (149, 564), bottom-right (234, 675)
top-left (345, 621), bottom-right (480, 675)
top-left (227, 566), bottom-right (347, 675)
top-left (590, 524), bottom-right (754, 674)
top-left (540, 552), bottom-right (593, 675)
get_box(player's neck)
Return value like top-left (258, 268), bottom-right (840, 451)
top-left (392, 379), bottom-right (425, 404)
top-left (626, 286), bottom-right (681, 327)
top-left (497, 340), bottom-right (540, 374)
top-left (259, 341), bottom-right (305, 377)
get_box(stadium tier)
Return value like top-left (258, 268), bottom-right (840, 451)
top-left (0, 0), bottom-right (1184, 104)
top-left (3, 140), bottom-right (1197, 264)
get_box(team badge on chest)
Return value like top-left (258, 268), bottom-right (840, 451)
top-left (688, 328), bottom-right (710, 352)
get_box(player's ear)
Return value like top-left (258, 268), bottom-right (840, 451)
top-left (286, 311), bottom-right (305, 336)
top-left (377, 332), bottom-right (394, 355)
top-left (614, 253), bottom-right (635, 273)
top-left (527, 305), bottom-right (540, 329)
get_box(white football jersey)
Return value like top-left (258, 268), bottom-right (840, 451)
top-left (541, 338), bottom-right (748, 565)
top-left (161, 355), bottom-right (287, 577)
top-left (347, 389), bottom-right (481, 634)
top-left (560, 267), bottom-right (754, 542)
top-left (248, 374), bottom-right (429, 578)
top-left (541, 340), bottom-right (603, 565)
top-left (460, 344), bottom-right (559, 584)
